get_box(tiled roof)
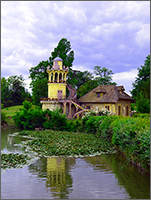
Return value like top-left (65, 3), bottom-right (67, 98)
top-left (78, 85), bottom-right (135, 103)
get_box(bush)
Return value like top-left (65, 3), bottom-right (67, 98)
top-left (68, 119), bottom-right (83, 132)
top-left (13, 107), bottom-right (45, 130)
top-left (111, 116), bottom-right (150, 171)
top-left (97, 115), bottom-right (119, 141)
top-left (23, 100), bottom-right (33, 110)
top-left (85, 116), bottom-right (103, 134)
top-left (43, 109), bottom-right (69, 131)
top-left (1, 112), bottom-right (7, 123)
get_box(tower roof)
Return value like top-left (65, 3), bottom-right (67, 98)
top-left (53, 57), bottom-right (63, 62)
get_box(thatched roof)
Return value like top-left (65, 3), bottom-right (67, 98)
top-left (78, 85), bottom-right (135, 103)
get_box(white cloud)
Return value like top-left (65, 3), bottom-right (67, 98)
top-left (113, 69), bottom-right (138, 95)
top-left (1, 1), bottom-right (150, 96)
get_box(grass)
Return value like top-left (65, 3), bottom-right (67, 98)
top-left (1, 105), bottom-right (23, 117)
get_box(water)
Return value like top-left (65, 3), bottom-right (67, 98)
top-left (1, 127), bottom-right (150, 199)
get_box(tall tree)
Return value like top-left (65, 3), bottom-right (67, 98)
top-left (67, 70), bottom-right (93, 89)
top-left (7, 75), bottom-right (27, 105)
top-left (77, 66), bottom-right (116, 98)
top-left (1, 75), bottom-right (30, 107)
top-left (94, 66), bottom-right (116, 85)
top-left (29, 38), bottom-right (74, 105)
top-left (1, 77), bottom-right (10, 104)
top-left (131, 55), bottom-right (150, 100)
top-left (78, 79), bottom-right (98, 98)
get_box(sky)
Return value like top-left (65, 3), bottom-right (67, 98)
top-left (1, 1), bottom-right (150, 95)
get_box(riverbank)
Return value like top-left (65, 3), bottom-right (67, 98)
top-left (2, 103), bottom-right (150, 173)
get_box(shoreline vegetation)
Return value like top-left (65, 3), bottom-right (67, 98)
top-left (1, 103), bottom-right (150, 173)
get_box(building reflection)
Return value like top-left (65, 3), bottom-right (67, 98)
top-left (28, 157), bottom-right (75, 199)
top-left (46, 157), bottom-right (66, 197)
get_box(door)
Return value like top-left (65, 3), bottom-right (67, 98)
top-left (57, 90), bottom-right (62, 99)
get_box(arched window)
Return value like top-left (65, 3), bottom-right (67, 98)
top-left (59, 73), bottom-right (62, 82)
top-left (55, 73), bottom-right (58, 82)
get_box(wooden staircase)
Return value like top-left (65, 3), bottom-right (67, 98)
top-left (65, 84), bottom-right (90, 118)
top-left (66, 84), bottom-right (77, 100)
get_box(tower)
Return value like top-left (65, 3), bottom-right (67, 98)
top-left (47, 57), bottom-right (69, 100)
top-left (41, 57), bottom-right (69, 111)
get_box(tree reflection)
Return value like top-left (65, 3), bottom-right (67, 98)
top-left (83, 154), bottom-right (150, 199)
top-left (28, 157), bottom-right (75, 199)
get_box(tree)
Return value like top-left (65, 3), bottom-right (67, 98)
top-left (78, 79), bottom-right (98, 98)
top-left (94, 66), bottom-right (116, 85)
top-left (131, 55), bottom-right (150, 100)
top-left (32, 78), bottom-right (48, 106)
top-left (1, 75), bottom-right (30, 107)
top-left (29, 38), bottom-right (75, 105)
top-left (130, 55), bottom-right (150, 113)
top-left (77, 66), bottom-right (116, 98)
top-left (136, 91), bottom-right (150, 113)
top-left (1, 77), bottom-right (10, 104)
top-left (7, 75), bottom-right (27, 105)
top-left (67, 70), bottom-right (93, 89)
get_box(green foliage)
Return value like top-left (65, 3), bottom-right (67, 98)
top-left (1, 112), bottom-right (7, 122)
top-left (31, 78), bottom-right (48, 106)
top-left (68, 119), bottom-right (83, 132)
top-left (1, 76), bottom-right (31, 107)
top-left (94, 66), bottom-right (116, 85)
top-left (111, 116), bottom-right (150, 171)
top-left (133, 113), bottom-right (150, 118)
top-left (68, 70), bottom-right (93, 95)
top-left (29, 38), bottom-right (74, 105)
top-left (1, 153), bottom-right (31, 169)
top-left (85, 116), bottom-right (103, 134)
top-left (23, 100), bottom-right (33, 110)
top-left (97, 115), bottom-right (119, 141)
top-left (136, 91), bottom-right (150, 113)
top-left (18, 129), bottom-right (114, 156)
top-left (131, 55), bottom-right (150, 112)
top-left (43, 109), bottom-right (68, 131)
top-left (13, 106), bottom-right (45, 130)
top-left (78, 79), bottom-right (99, 98)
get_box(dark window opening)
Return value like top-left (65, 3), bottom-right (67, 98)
top-left (105, 106), bottom-right (110, 111)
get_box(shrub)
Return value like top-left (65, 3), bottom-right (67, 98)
top-left (1, 112), bottom-right (7, 122)
top-left (111, 116), bottom-right (150, 171)
top-left (97, 115), bottom-right (119, 141)
top-left (23, 100), bottom-right (33, 110)
top-left (85, 116), bottom-right (103, 134)
top-left (68, 119), bottom-right (83, 132)
top-left (43, 109), bottom-right (68, 131)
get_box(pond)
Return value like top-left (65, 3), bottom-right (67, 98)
top-left (1, 127), bottom-right (150, 199)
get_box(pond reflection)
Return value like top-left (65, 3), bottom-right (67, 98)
top-left (26, 155), bottom-right (150, 199)
top-left (28, 157), bottom-right (74, 199)
top-left (1, 127), bottom-right (150, 199)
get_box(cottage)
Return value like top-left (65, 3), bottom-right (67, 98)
top-left (78, 85), bottom-right (135, 116)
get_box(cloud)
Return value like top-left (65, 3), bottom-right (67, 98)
top-left (1, 1), bottom-right (150, 95)
top-left (113, 69), bottom-right (138, 94)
